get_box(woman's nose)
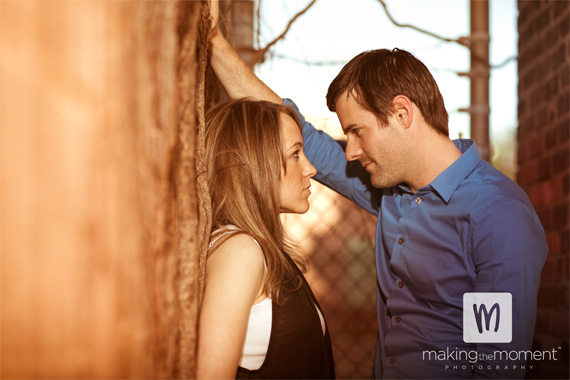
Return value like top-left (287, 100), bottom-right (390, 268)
top-left (303, 157), bottom-right (317, 177)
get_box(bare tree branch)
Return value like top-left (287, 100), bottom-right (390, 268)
top-left (248, 0), bottom-right (516, 71)
top-left (272, 53), bottom-right (347, 66)
top-left (376, 0), bottom-right (516, 70)
top-left (250, 0), bottom-right (318, 66)
top-left (377, 0), bottom-right (462, 44)
top-left (492, 55), bottom-right (518, 69)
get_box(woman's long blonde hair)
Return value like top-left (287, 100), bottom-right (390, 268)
top-left (205, 98), bottom-right (306, 302)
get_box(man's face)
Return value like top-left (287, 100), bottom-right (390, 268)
top-left (336, 90), bottom-right (409, 189)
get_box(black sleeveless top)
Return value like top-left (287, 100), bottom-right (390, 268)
top-left (236, 254), bottom-right (335, 379)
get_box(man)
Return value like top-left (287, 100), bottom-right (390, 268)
top-left (208, 5), bottom-right (547, 378)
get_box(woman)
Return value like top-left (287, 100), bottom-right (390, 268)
top-left (197, 98), bottom-right (335, 379)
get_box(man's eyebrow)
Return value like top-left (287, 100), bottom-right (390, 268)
top-left (342, 124), bottom-right (357, 134)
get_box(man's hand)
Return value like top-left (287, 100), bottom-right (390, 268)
top-left (208, 0), bottom-right (219, 33)
top-left (207, 0), bottom-right (281, 103)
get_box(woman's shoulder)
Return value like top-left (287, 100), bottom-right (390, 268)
top-left (205, 226), bottom-right (266, 303)
top-left (210, 225), bottom-right (260, 250)
top-left (218, 232), bottom-right (263, 256)
top-left (208, 226), bottom-right (265, 271)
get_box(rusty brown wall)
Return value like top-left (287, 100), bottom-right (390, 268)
top-left (1, 1), bottom-right (205, 378)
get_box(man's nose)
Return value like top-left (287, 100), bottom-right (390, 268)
top-left (345, 140), bottom-right (363, 162)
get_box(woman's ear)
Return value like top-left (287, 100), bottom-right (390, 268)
top-left (392, 95), bottom-right (413, 129)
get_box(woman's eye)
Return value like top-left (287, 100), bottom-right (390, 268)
top-left (292, 150), bottom-right (300, 159)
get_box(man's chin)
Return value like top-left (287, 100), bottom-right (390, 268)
top-left (370, 178), bottom-right (385, 189)
top-left (370, 175), bottom-right (396, 189)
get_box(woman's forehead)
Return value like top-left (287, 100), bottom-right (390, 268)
top-left (281, 114), bottom-right (302, 145)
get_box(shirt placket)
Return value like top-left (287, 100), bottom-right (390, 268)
top-left (385, 190), bottom-right (426, 369)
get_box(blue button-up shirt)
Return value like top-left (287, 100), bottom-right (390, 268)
top-left (285, 99), bottom-right (548, 379)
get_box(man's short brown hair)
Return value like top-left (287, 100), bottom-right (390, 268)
top-left (326, 48), bottom-right (449, 136)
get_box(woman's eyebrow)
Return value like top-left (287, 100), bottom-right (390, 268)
top-left (286, 141), bottom-right (303, 151)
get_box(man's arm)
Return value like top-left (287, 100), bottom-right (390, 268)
top-left (285, 99), bottom-right (380, 215)
top-left (209, 0), bottom-right (281, 103)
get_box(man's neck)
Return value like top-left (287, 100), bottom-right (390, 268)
top-left (407, 134), bottom-right (462, 193)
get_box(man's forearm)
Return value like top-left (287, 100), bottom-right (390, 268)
top-left (209, 31), bottom-right (281, 103)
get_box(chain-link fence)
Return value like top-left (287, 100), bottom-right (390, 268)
top-left (282, 118), bottom-right (378, 379)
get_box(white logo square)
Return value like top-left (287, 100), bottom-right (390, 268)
top-left (463, 292), bottom-right (512, 343)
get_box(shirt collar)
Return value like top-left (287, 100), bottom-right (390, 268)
top-left (428, 139), bottom-right (481, 203)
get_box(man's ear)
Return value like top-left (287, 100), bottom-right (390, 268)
top-left (392, 95), bottom-right (413, 129)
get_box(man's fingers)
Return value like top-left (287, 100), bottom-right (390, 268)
top-left (209, 0), bottom-right (219, 29)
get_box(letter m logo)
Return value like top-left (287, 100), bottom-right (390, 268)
top-left (473, 302), bottom-right (500, 333)
top-left (463, 293), bottom-right (512, 343)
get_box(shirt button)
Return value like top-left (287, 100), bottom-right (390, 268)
top-left (389, 357), bottom-right (396, 364)
top-left (398, 238), bottom-right (404, 245)
top-left (395, 316), bottom-right (402, 323)
top-left (415, 198), bottom-right (421, 204)
top-left (397, 281), bottom-right (404, 288)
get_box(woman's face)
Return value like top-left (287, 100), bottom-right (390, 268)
top-left (279, 114), bottom-right (317, 214)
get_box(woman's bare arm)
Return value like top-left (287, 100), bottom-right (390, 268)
top-left (196, 234), bottom-right (265, 379)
